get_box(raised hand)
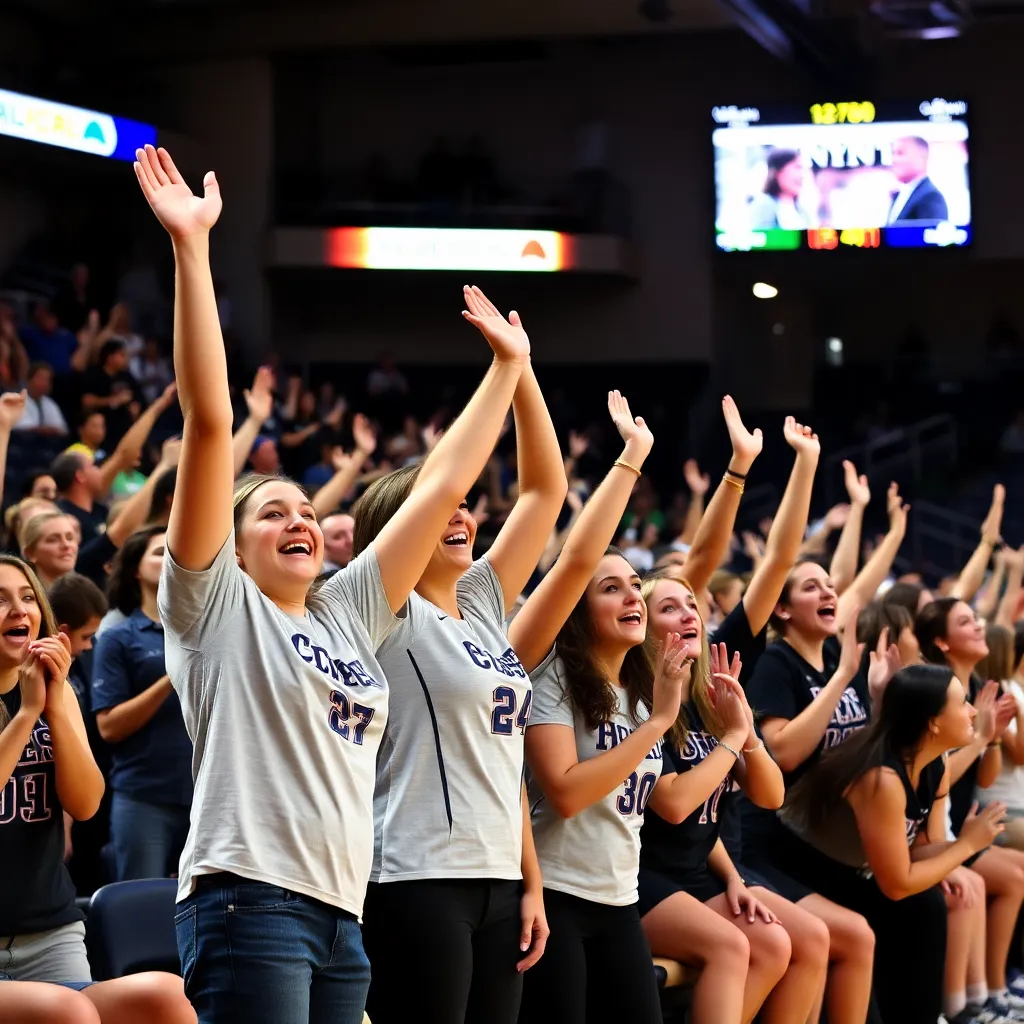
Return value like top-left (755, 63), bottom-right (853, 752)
top-left (157, 381), bottom-right (179, 410)
top-left (741, 531), bottom-right (765, 561)
top-left (1003, 545), bottom-right (1024, 574)
top-left (824, 503), bottom-right (851, 532)
top-left (974, 681), bottom-right (1000, 744)
top-left (886, 482), bottom-right (910, 533)
top-left (867, 627), bottom-right (901, 708)
top-left (330, 447), bottom-right (356, 474)
top-left (783, 416), bottom-right (820, 460)
top-left (684, 459), bottom-right (710, 497)
top-left (18, 649), bottom-right (46, 719)
top-left (843, 460), bottom-right (870, 507)
top-left (995, 692), bottom-right (1017, 737)
top-left (652, 632), bottom-right (691, 729)
top-left (352, 412), bottom-right (377, 455)
top-left (324, 399), bottom-right (347, 430)
top-left (981, 484), bottom-right (1006, 546)
top-left (134, 145), bottom-right (222, 240)
top-left (472, 494), bottom-right (490, 526)
top-left (158, 437), bottom-right (184, 470)
top-left (33, 633), bottom-right (73, 717)
top-left (421, 421), bottom-right (444, 453)
top-left (244, 366), bottom-right (275, 424)
top-left (0, 390), bottom-right (26, 433)
top-left (722, 395), bottom-right (762, 473)
top-left (607, 390), bottom-right (653, 464)
top-left (838, 604), bottom-right (865, 681)
top-left (461, 285), bottom-right (530, 364)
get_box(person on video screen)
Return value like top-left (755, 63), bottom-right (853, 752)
top-left (887, 136), bottom-right (949, 225)
top-left (748, 148), bottom-right (816, 231)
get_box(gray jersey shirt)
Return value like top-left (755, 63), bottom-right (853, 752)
top-left (372, 555), bottom-right (529, 882)
top-left (527, 649), bottom-right (663, 906)
top-left (159, 532), bottom-right (398, 920)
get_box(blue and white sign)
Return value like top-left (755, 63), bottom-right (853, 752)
top-left (0, 88), bottom-right (156, 161)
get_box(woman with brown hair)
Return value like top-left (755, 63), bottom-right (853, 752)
top-left (135, 143), bottom-right (531, 1024)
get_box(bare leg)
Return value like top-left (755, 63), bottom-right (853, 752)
top-left (0, 982), bottom-right (101, 1024)
top-left (795, 893), bottom-right (875, 1024)
top-left (641, 890), bottom-right (750, 1024)
top-left (746, 889), bottom-right (829, 1024)
top-left (974, 846), bottom-right (1024, 991)
top-left (83, 973), bottom-right (197, 1024)
top-left (705, 892), bottom-right (793, 1024)
top-left (944, 893), bottom-right (975, 1015)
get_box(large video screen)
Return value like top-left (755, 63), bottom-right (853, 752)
top-left (712, 99), bottom-right (970, 252)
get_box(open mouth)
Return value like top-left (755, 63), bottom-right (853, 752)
top-left (619, 612), bottom-right (643, 626)
top-left (680, 628), bottom-right (699, 641)
top-left (817, 605), bottom-right (836, 623)
top-left (443, 532), bottom-right (469, 547)
top-left (3, 626), bottom-right (29, 640)
top-left (279, 541), bottom-right (313, 557)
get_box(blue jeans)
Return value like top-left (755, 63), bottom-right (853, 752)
top-left (175, 874), bottom-right (370, 1024)
top-left (110, 792), bottom-right (191, 881)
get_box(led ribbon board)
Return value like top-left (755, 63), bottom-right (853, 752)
top-left (327, 227), bottom-right (573, 272)
top-left (0, 88), bottom-right (156, 162)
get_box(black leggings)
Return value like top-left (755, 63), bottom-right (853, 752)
top-left (362, 878), bottom-right (523, 1024)
top-left (518, 889), bottom-right (662, 1024)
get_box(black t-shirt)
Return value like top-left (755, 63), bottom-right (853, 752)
top-left (746, 637), bottom-right (870, 785)
top-left (641, 704), bottom-right (733, 878)
top-left (58, 498), bottom-right (109, 543)
top-left (710, 600), bottom-right (768, 685)
top-left (889, 752), bottom-right (945, 848)
top-left (0, 686), bottom-right (81, 934)
top-left (949, 676), bottom-right (982, 834)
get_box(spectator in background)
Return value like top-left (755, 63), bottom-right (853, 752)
top-left (20, 472), bottom-right (58, 502)
top-left (0, 303), bottom-right (29, 388)
top-left (321, 513), bottom-right (355, 574)
top-left (54, 262), bottom-right (94, 333)
top-left (93, 527), bottom-right (191, 882)
top-left (48, 572), bottom-right (111, 898)
top-left (366, 353), bottom-right (409, 433)
top-left (19, 302), bottom-right (85, 378)
top-left (73, 411), bottom-right (107, 459)
top-left (130, 337), bottom-right (173, 405)
top-left (52, 452), bottom-right (108, 541)
top-left (18, 512), bottom-right (79, 589)
top-left (249, 435), bottom-right (280, 474)
top-left (81, 340), bottom-right (140, 449)
top-left (14, 363), bottom-right (68, 437)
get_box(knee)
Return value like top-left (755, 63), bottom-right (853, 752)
top-left (832, 912), bottom-right (876, 964)
top-left (103, 973), bottom-right (197, 1024)
top-left (793, 916), bottom-right (831, 972)
top-left (709, 925), bottom-right (751, 974)
top-left (749, 924), bottom-right (792, 981)
top-left (28, 987), bottom-right (101, 1024)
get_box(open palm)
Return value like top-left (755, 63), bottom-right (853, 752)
top-left (607, 390), bottom-right (653, 459)
top-left (462, 285), bottom-right (530, 363)
top-left (134, 144), bottom-right (222, 239)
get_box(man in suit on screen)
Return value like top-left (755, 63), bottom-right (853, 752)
top-left (887, 136), bottom-right (949, 225)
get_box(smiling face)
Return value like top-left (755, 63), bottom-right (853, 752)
top-left (777, 157), bottom-right (806, 198)
top-left (776, 562), bottom-right (838, 639)
top-left (586, 553), bottom-right (646, 650)
top-left (937, 600), bottom-right (989, 664)
top-left (235, 480), bottom-right (324, 597)
top-left (0, 564), bottom-right (42, 666)
top-left (137, 532), bottom-right (166, 593)
top-left (646, 578), bottom-right (704, 662)
top-left (27, 515), bottom-right (78, 581)
top-left (932, 676), bottom-right (977, 749)
top-left (427, 501), bottom-right (477, 577)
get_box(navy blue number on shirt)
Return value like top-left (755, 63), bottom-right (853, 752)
top-left (328, 690), bottom-right (376, 745)
top-left (491, 686), bottom-right (532, 735)
top-left (617, 771), bottom-right (657, 816)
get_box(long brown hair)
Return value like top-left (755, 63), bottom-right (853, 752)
top-left (641, 567), bottom-right (721, 750)
top-left (979, 623), bottom-right (1014, 684)
top-left (0, 555), bottom-right (58, 732)
top-left (351, 463), bottom-right (423, 558)
top-left (555, 547), bottom-right (653, 731)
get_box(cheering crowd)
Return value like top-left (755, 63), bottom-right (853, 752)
top-left (2, 144), bottom-right (1024, 1024)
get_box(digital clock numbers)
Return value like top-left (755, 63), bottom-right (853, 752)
top-left (809, 102), bottom-right (876, 125)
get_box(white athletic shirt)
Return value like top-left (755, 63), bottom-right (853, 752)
top-left (371, 555), bottom-right (529, 882)
top-left (159, 531), bottom-right (397, 919)
top-left (527, 648), bottom-right (664, 906)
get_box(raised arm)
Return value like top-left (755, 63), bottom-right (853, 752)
top-left (106, 440), bottom-right (181, 548)
top-left (836, 484), bottom-right (909, 632)
top-left (468, 292), bottom-right (566, 611)
top-left (97, 382), bottom-right (178, 496)
top-left (134, 145), bottom-right (231, 572)
top-left (231, 367), bottom-right (275, 478)
top-left (680, 396), bottom-right (763, 595)
top-left (0, 391), bottom-right (26, 506)
top-left (509, 391), bottom-right (654, 673)
top-left (740, 417), bottom-right (820, 635)
top-left (311, 415), bottom-right (377, 519)
top-left (975, 549), bottom-right (1007, 623)
top-left (952, 484), bottom-right (1004, 603)
top-left (369, 286), bottom-right (527, 613)
top-left (675, 461), bottom-right (710, 548)
top-left (995, 546), bottom-right (1024, 630)
top-left (830, 461), bottom-right (870, 596)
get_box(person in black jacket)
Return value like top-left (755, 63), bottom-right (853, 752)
top-left (888, 137), bottom-right (950, 225)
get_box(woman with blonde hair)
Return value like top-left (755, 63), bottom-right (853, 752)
top-left (135, 143), bottom-right (534, 1024)
top-left (19, 512), bottom-right (79, 589)
top-left (0, 553), bottom-right (195, 1023)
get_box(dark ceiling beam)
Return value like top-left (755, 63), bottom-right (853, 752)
top-left (716, 0), bottom-right (864, 82)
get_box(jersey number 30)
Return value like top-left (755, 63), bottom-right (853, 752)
top-left (492, 686), bottom-right (532, 735)
top-left (617, 771), bottom-right (657, 816)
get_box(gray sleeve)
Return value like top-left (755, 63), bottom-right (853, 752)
top-left (317, 544), bottom-right (401, 650)
top-left (527, 649), bottom-right (574, 728)
top-left (158, 531), bottom-right (245, 651)
top-left (456, 555), bottom-right (505, 625)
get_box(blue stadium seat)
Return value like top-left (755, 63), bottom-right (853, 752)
top-left (86, 879), bottom-right (179, 981)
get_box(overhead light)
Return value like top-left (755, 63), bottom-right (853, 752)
top-left (827, 337), bottom-right (843, 353)
top-left (752, 282), bottom-right (778, 299)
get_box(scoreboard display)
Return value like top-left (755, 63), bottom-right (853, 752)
top-left (712, 98), bottom-right (971, 252)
